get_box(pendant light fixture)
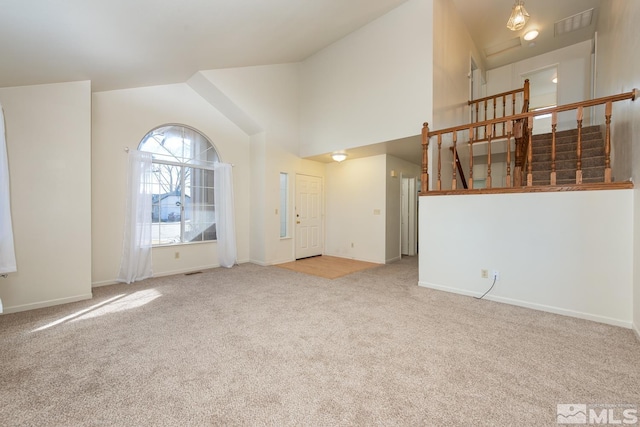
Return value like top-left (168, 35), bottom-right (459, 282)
top-left (507, 0), bottom-right (530, 31)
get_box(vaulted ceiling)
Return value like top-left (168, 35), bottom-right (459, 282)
top-left (0, 0), bottom-right (601, 93)
top-left (0, 0), bottom-right (407, 92)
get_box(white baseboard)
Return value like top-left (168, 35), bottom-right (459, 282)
top-left (92, 279), bottom-right (119, 288)
top-left (249, 259), bottom-right (271, 267)
top-left (92, 259), bottom-right (253, 288)
top-left (386, 256), bottom-right (402, 264)
top-left (633, 323), bottom-right (640, 342)
top-left (2, 293), bottom-right (93, 315)
top-left (418, 281), bottom-right (632, 329)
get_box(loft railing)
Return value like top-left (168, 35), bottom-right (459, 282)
top-left (468, 79), bottom-right (530, 142)
top-left (420, 88), bottom-right (637, 194)
top-left (453, 80), bottom-right (530, 189)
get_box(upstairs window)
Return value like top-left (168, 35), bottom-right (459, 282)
top-left (138, 125), bottom-right (219, 245)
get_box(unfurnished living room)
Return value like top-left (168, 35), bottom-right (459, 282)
top-left (1, 0), bottom-right (639, 426)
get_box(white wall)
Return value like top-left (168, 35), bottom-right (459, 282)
top-left (486, 40), bottom-right (592, 132)
top-left (325, 155), bottom-right (387, 263)
top-left (431, 0), bottom-right (484, 190)
top-left (432, 0), bottom-right (482, 130)
top-left (0, 81), bottom-right (92, 313)
top-left (300, 0), bottom-right (433, 158)
top-left (197, 64), bottom-right (326, 265)
top-left (386, 156), bottom-right (422, 262)
top-left (419, 190), bottom-right (633, 327)
top-left (595, 0), bottom-right (640, 337)
top-left (91, 83), bottom-right (251, 286)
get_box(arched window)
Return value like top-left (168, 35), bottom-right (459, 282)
top-left (138, 124), bottom-right (219, 245)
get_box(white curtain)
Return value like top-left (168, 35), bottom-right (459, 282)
top-left (118, 150), bottom-right (153, 283)
top-left (213, 163), bottom-right (237, 268)
top-left (0, 103), bottom-right (17, 276)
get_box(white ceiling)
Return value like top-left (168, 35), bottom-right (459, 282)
top-left (0, 0), bottom-right (603, 165)
top-left (0, 0), bottom-right (407, 92)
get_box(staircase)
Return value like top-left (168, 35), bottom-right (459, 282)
top-left (530, 125), bottom-right (605, 186)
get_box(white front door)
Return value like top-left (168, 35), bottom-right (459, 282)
top-left (295, 174), bottom-right (323, 259)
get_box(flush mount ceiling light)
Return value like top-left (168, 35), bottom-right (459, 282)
top-left (523, 29), bottom-right (539, 41)
top-left (507, 0), bottom-right (530, 31)
top-left (331, 152), bottom-right (347, 162)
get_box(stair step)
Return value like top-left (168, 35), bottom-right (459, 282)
top-left (531, 125), bottom-right (601, 141)
top-left (532, 166), bottom-right (604, 182)
top-left (531, 146), bottom-right (605, 162)
top-left (531, 135), bottom-right (602, 146)
top-left (532, 133), bottom-right (603, 151)
top-left (532, 156), bottom-right (605, 171)
top-left (532, 176), bottom-right (606, 186)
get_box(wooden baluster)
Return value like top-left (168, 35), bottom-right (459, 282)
top-left (483, 100), bottom-right (487, 139)
top-left (506, 120), bottom-right (512, 187)
top-left (576, 107), bottom-right (583, 184)
top-left (527, 115), bottom-right (533, 186)
top-left (486, 125), bottom-right (492, 188)
top-left (550, 112), bottom-right (557, 185)
top-left (604, 101), bottom-right (613, 183)
top-left (475, 103), bottom-right (479, 140)
top-left (492, 98), bottom-right (497, 137)
top-left (421, 122), bottom-right (429, 192)
top-left (468, 127), bottom-right (474, 189)
top-left (452, 131), bottom-right (457, 190)
top-left (437, 134), bottom-right (442, 190)
top-left (512, 94), bottom-right (516, 117)
top-left (502, 95), bottom-right (506, 136)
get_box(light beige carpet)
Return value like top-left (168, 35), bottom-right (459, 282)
top-left (276, 255), bottom-right (380, 279)
top-left (1, 256), bottom-right (639, 426)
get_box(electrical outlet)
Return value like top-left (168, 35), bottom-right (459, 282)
top-left (175, 252), bottom-right (180, 259)
top-left (351, 242), bottom-right (354, 248)
top-left (481, 269), bottom-right (488, 278)
top-left (492, 270), bottom-right (500, 281)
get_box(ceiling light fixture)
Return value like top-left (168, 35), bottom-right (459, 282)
top-left (523, 29), bottom-right (539, 41)
top-left (331, 152), bottom-right (347, 162)
top-left (552, 77), bottom-right (558, 84)
top-left (507, 0), bottom-right (530, 31)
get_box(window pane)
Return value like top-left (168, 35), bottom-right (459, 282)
top-left (151, 163), bottom-right (184, 245)
top-left (139, 125), bottom-right (219, 167)
top-left (183, 167), bottom-right (216, 243)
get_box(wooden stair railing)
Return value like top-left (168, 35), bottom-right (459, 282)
top-left (421, 88), bottom-right (637, 194)
top-left (468, 79), bottom-right (529, 143)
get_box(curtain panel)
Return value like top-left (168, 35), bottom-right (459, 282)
top-left (118, 150), bottom-right (153, 283)
top-left (0, 103), bottom-right (17, 276)
top-left (213, 163), bottom-right (237, 268)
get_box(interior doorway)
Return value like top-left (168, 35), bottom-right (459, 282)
top-left (401, 176), bottom-right (417, 256)
top-left (521, 65), bottom-right (558, 135)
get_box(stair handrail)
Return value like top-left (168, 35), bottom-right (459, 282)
top-left (421, 88), bottom-right (637, 193)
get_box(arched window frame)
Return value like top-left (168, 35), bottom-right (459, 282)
top-left (138, 124), bottom-right (219, 246)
